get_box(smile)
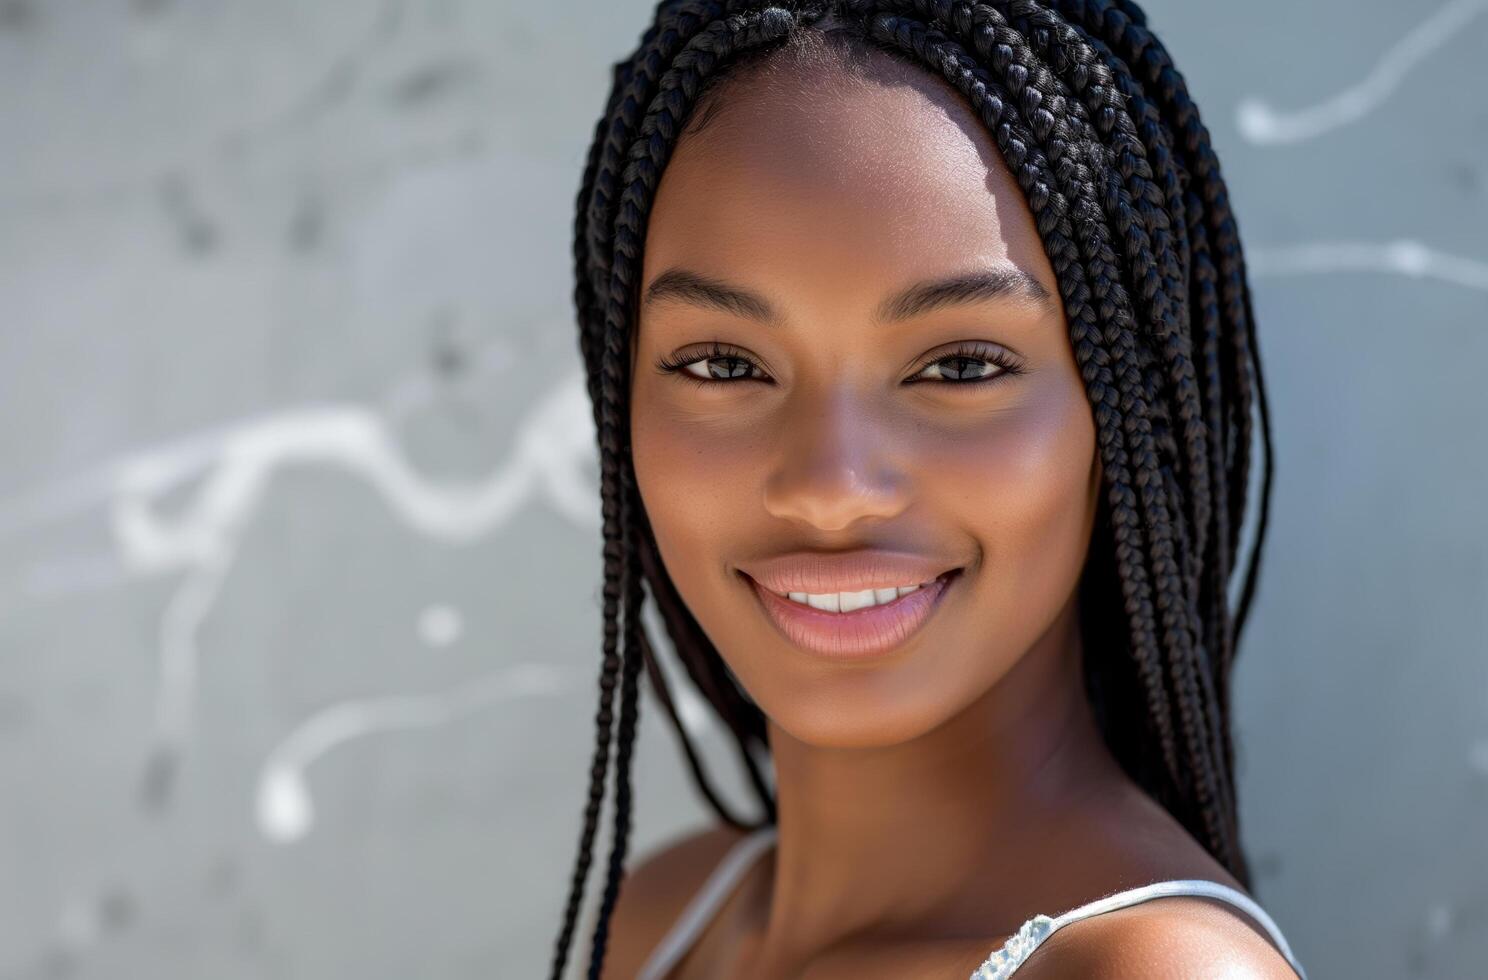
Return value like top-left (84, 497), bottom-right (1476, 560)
top-left (769, 580), bottom-right (937, 613)
top-left (741, 568), bottom-right (962, 661)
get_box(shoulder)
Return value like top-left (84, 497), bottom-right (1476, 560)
top-left (600, 823), bottom-right (751, 980)
top-left (1014, 895), bottom-right (1304, 980)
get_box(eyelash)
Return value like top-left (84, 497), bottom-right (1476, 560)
top-left (653, 341), bottom-right (1026, 390)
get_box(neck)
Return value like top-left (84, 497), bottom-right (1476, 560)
top-left (752, 592), bottom-right (1127, 962)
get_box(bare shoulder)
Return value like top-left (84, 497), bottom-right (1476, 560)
top-left (801, 898), bottom-right (1303, 980)
top-left (1014, 896), bottom-right (1304, 980)
top-left (600, 823), bottom-right (751, 980)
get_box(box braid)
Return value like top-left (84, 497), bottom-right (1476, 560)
top-left (553, 3), bottom-right (1273, 977)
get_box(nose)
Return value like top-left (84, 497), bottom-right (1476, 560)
top-left (761, 387), bottom-right (910, 532)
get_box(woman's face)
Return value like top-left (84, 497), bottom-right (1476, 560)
top-left (629, 60), bottom-right (1102, 749)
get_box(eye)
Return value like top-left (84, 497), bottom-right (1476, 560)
top-left (909, 342), bottom-right (1026, 388)
top-left (654, 342), bottom-right (770, 388)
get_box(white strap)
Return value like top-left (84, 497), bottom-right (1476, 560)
top-left (635, 826), bottom-right (778, 980)
top-left (1051, 878), bottom-right (1307, 978)
top-left (973, 878), bottom-right (1308, 980)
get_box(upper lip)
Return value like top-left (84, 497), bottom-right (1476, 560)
top-left (738, 550), bottom-right (962, 595)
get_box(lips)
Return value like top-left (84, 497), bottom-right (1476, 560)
top-left (741, 565), bottom-right (962, 661)
top-left (739, 550), bottom-right (963, 596)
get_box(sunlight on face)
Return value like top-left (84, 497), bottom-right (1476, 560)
top-left (629, 55), bottom-right (1102, 748)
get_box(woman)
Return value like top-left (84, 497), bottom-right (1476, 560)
top-left (553, 2), bottom-right (1307, 977)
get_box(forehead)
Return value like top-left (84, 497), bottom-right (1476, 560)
top-left (640, 62), bottom-right (1056, 312)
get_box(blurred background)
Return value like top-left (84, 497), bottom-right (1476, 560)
top-left (1, 0), bottom-right (1485, 977)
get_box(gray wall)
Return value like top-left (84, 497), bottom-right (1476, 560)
top-left (1, 1), bottom-right (1483, 977)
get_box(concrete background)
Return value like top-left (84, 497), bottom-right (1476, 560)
top-left (1, 1), bottom-right (1485, 977)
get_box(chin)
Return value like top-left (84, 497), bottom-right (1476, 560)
top-left (753, 670), bottom-right (963, 750)
top-left (775, 718), bottom-right (934, 750)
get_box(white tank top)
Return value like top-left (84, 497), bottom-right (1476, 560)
top-left (636, 825), bottom-right (1309, 980)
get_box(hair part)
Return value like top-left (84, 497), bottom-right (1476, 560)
top-left (680, 10), bottom-right (929, 142)
top-left (557, 4), bottom-right (1273, 977)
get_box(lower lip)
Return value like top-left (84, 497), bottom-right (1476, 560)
top-left (743, 569), bottom-right (961, 662)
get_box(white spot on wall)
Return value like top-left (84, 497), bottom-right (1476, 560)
top-left (1425, 901), bottom-right (1453, 942)
top-left (1468, 738), bottom-right (1488, 777)
top-left (418, 603), bottom-right (463, 647)
top-left (54, 899), bottom-right (102, 953)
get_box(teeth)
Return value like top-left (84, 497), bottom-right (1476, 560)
top-left (783, 582), bottom-right (925, 612)
top-left (808, 592), bottom-right (840, 613)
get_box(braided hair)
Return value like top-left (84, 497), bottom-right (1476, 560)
top-left (554, 2), bottom-right (1273, 977)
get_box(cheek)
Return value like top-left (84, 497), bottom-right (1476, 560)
top-left (944, 383), bottom-right (1098, 626)
top-left (629, 387), bottom-right (770, 607)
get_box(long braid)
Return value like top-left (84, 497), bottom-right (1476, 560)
top-left (548, 24), bottom-right (670, 976)
top-left (1056, 0), bottom-right (1269, 670)
top-left (586, 464), bottom-right (648, 976)
top-left (548, 67), bottom-right (629, 963)
top-left (1084, 0), bottom-right (1266, 873)
top-left (552, 48), bottom-right (672, 975)
top-left (547, 164), bottom-right (631, 980)
top-left (1001, 3), bottom-right (1218, 718)
top-left (1232, 283), bottom-right (1274, 645)
top-left (1030, 1), bottom-right (1228, 732)
top-left (561, 2), bottom-right (1272, 973)
top-left (1063, 0), bottom-right (1269, 858)
top-left (1000, 1), bottom-right (1239, 854)
top-left (1026, 0), bottom-right (1258, 863)
top-left (545, 419), bottom-right (623, 980)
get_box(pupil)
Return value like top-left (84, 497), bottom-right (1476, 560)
top-left (946, 356), bottom-right (981, 380)
top-left (710, 358), bottom-right (749, 379)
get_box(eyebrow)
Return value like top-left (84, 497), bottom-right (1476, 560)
top-left (640, 266), bottom-right (1058, 326)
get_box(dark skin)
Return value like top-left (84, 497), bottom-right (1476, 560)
top-left (606, 52), bottom-right (1298, 980)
